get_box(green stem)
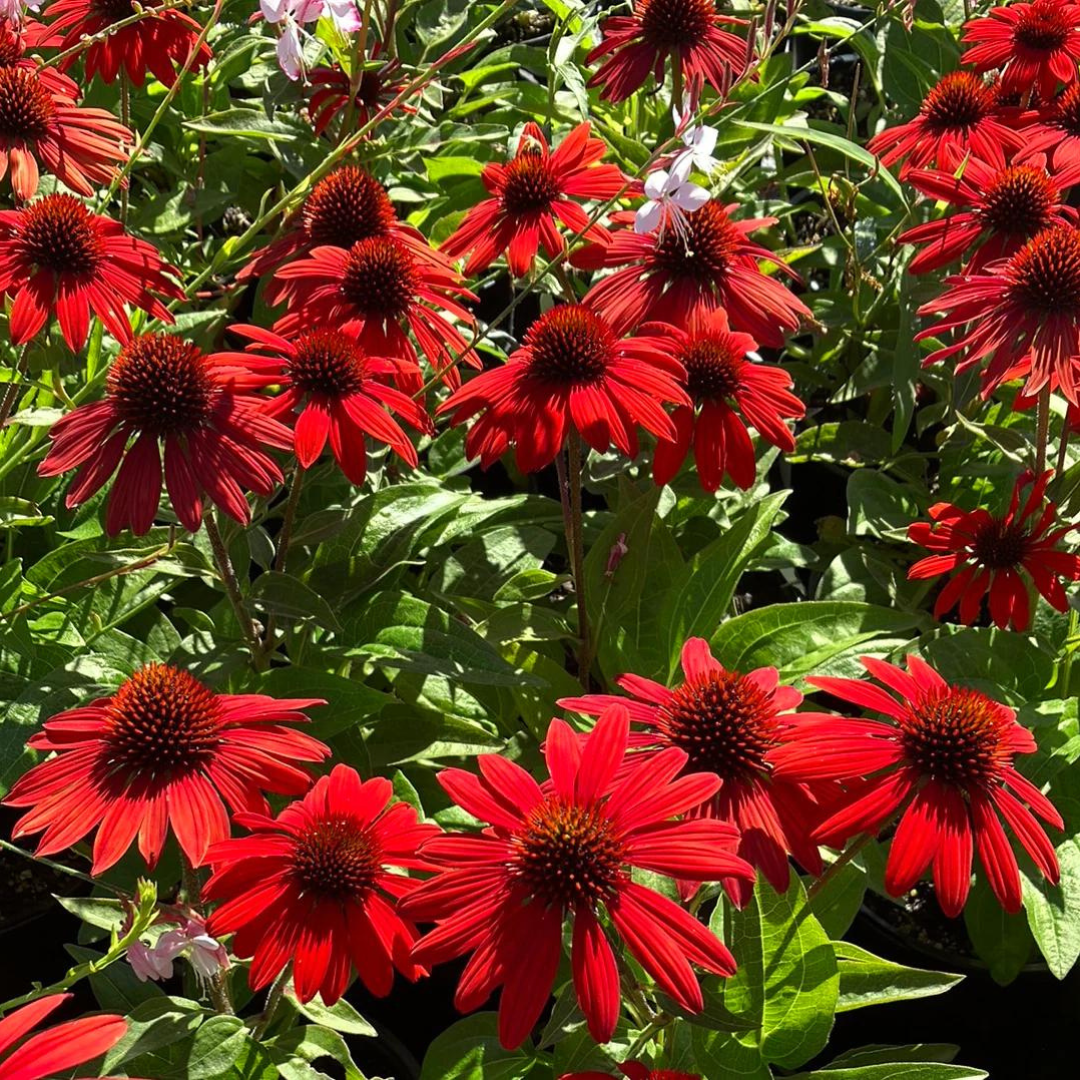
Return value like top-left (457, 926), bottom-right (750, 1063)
top-left (0, 343), bottom-right (32, 431)
top-left (625, 1014), bottom-right (673, 1061)
top-left (807, 832), bottom-right (873, 902)
top-left (258, 469), bottom-right (305, 661)
top-left (203, 512), bottom-right (260, 655)
top-left (567, 435), bottom-right (591, 686)
top-left (252, 963), bottom-right (292, 1040)
top-left (342, 0), bottom-right (377, 138)
top-left (1035, 386), bottom-right (1052, 476)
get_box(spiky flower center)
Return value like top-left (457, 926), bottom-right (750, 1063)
top-left (900, 687), bottom-right (1011, 786)
top-left (922, 72), bottom-right (994, 131)
top-left (680, 334), bottom-right (745, 401)
top-left (969, 516), bottom-right (1031, 569)
top-left (501, 147), bottom-right (560, 214)
top-left (340, 236), bottom-right (419, 320)
top-left (0, 28), bottom-right (25, 69)
top-left (302, 166), bottom-right (396, 249)
top-left (523, 305), bottom-right (615, 384)
top-left (1013, 0), bottom-right (1072, 52)
top-left (977, 165), bottom-right (1058, 236)
top-left (0, 66), bottom-right (55, 141)
top-left (1006, 225), bottom-right (1080, 314)
top-left (104, 664), bottom-right (222, 773)
top-left (1054, 80), bottom-right (1080, 135)
top-left (649, 201), bottom-right (741, 282)
top-left (90, 0), bottom-right (137, 22)
top-left (288, 329), bottom-right (369, 397)
top-left (638, 0), bottom-right (717, 50)
top-left (290, 816), bottom-right (382, 902)
top-left (16, 194), bottom-right (104, 276)
top-left (108, 334), bottom-right (216, 436)
top-left (511, 798), bottom-right (624, 907)
top-left (356, 69), bottom-right (385, 108)
top-left (657, 669), bottom-right (777, 779)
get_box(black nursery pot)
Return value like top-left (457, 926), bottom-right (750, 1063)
top-left (837, 900), bottom-right (1080, 1079)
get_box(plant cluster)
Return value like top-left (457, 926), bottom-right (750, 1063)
top-left (1, 2), bottom-right (1080, 1080)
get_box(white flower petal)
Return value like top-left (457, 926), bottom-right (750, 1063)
top-left (643, 170), bottom-right (671, 200)
top-left (672, 183), bottom-right (711, 212)
top-left (635, 201), bottom-right (664, 235)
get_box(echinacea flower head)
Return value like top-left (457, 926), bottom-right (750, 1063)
top-left (0, 194), bottom-right (182, 350)
top-left (916, 223), bottom-right (1080, 403)
top-left (0, 994), bottom-right (132, 1080)
top-left (3, 663), bottom-right (329, 874)
top-left (962, 0), bottom-right (1080, 102)
top-left (560, 638), bottom-right (828, 907)
top-left (1017, 78), bottom-right (1080, 168)
top-left (900, 158), bottom-right (1080, 274)
top-left (308, 55), bottom-right (411, 137)
top-left (272, 233), bottom-right (478, 388)
top-left (204, 764), bottom-right (438, 1005)
top-left (436, 304), bottom-right (689, 473)
top-left (0, 19), bottom-right (81, 99)
top-left (0, 63), bottom-right (131, 200)
top-left (770, 654), bottom-right (1063, 917)
top-left (908, 469), bottom-right (1080, 631)
top-left (38, 332), bottom-right (295, 536)
top-left (238, 165), bottom-right (419, 292)
top-left (215, 324), bottom-right (433, 485)
top-left (587, 0), bottom-right (750, 103)
top-left (42, 0), bottom-right (213, 87)
top-left (442, 121), bottom-right (625, 278)
top-left (644, 309), bottom-right (804, 491)
top-left (574, 201), bottom-right (809, 344)
top-left (402, 706), bottom-right (756, 1049)
top-left (867, 71), bottom-right (1021, 175)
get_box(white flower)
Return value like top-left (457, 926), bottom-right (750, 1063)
top-left (634, 157), bottom-right (710, 236)
top-left (675, 122), bottom-right (719, 177)
top-left (276, 15), bottom-right (306, 81)
top-left (323, 0), bottom-right (363, 33)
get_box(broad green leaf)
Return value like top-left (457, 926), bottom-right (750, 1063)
top-left (963, 876), bottom-right (1033, 985)
top-left (249, 571), bottom-right (343, 634)
top-left (786, 1067), bottom-right (986, 1079)
top-left (185, 108), bottom-right (304, 141)
top-left (287, 986), bottom-right (377, 1036)
top-left (834, 942), bottom-right (963, 1012)
top-left (711, 602), bottom-right (929, 683)
top-left (808, 858), bottom-right (867, 939)
top-left (720, 878), bottom-right (840, 1069)
top-left (67, 944), bottom-right (164, 1013)
top-left (255, 667), bottom-right (391, 738)
top-left (419, 1013), bottom-right (536, 1080)
top-left (660, 492), bottom-right (788, 680)
top-left (690, 1030), bottom-right (772, 1080)
top-left (267, 1025), bottom-right (367, 1080)
top-left (103, 998), bottom-right (207, 1072)
top-left (1022, 836), bottom-right (1080, 979)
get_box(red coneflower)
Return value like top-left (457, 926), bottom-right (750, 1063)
top-left (402, 706), bottom-right (756, 1049)
top-left (908, 469), bottom-right (1080, 631)
top-left (916, 223), bottom-right (1080, 403)
top-left (900, 158), bottom-right (1080, 273)
top-left (0, 20), bottom-right (81, 99)
top-left (272, 234), bottom-right (478, 388)
top-left (0, 194), bottom-right (182, 350)
top-left (770, 654), bottom-right (1063, 916)
top-left (436, 304), bottom-right (689, 473)
top-left (0, 995), bottom-right (132, 1080)
top-left (867, 72), bottom-right (1021, 175)
top-left (560, 638), bottom-right (829, 908)
top-left (308, 50), bottom-right (411, 138)
top-left (574, 202), bottom-right (809, 344)
top-left (238, 166), bottom-right (435, 297)
top-left (214, 324), bottom-right (432, 485)
top-left (1017, 80), bottom-right (1080, 168)
top-left (38, 332), bottom-right (295, 536)
top-left (42, 0), bottom-right (213, 87)
top-left (442, 121), bottom-right (625, 278)
top-left (204, 764), bottom-right (437, 1005)
top-left (587, 0), bottom-right (750, 103)
top-left (962, 0), bottom-right (1080, 102)
top-left (562, 1067), bottom-right (700, 1080)
top-left (643, 309), bottom-right (804, 491)
top-left (0, 65), bottom-right (131, 200)
top-left (4, 663), bottom-right (328, 874)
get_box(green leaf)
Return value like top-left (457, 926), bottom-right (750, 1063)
top-left (786, 1067), bottom-right (986, 1080)
top-left (102, 997), bottom-right (207, 1073)
top-left (345, 591), bottom-right (539, 687)
top-left (56, 894), bottom-right (126, 933)
top-left (249, 571), bottom-right (343, 633)
top-left (660, 492), bottom-right (788, 680)
top-left (963, 876), bottom-right (1033, 985)
top-left (66, 943), bottom-right (165, 1013)
top-left (254, 667), bottom-right (391, 739)
top-left (286, 986), bottom-right (377, 1036)
top-left (720, 878), bottom-right (840, 1069)
top-left (185, 108), bottom-right (303, 141)
top-left (267, 1025), bottom-right (367, 1080)
top-left (1022, 836), bottom-right (1080, 979)
top-left (690, 1029), bottom-right (772, 1080)
top-left (808, 859), bottom-right (867, 939)
top-left (711, 602), bottom-right (930, 684)
top-left (420, 1013), bottom-right (535, 1080)
top-left (834, 942), bottom-right (963, 1013)
top-left (846, 470), bottom-right (925, 539)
